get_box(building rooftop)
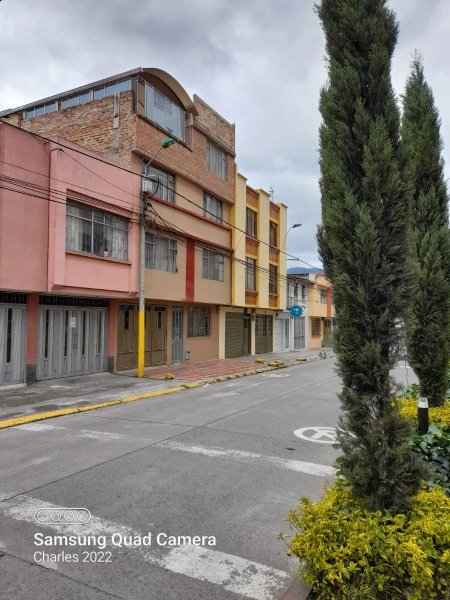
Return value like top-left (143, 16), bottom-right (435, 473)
top-left (0, 67), bottom-right (198, 117)
top-left (287, 267), bottom-right (324, 275)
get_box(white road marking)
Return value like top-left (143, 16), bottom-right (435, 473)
top-left (0, 494), bottom-right (289, 600)
top-left (210, 392), bottom-right (240, 398)
top-left (161, 441), bottom-right (336, 477)
top-left (261, 373), bottom-right (290, 378)
top-left (294, 427), bottom-right (337, 444)
top-left (15, 423), bottom-right (128, 441)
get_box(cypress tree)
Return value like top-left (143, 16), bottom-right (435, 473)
top-left (402, 56), bottom-right (450, 407)
top-left (316, 0), bottom-right (423, 512)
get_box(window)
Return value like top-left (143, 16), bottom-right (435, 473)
top-left (269, 265), bottom-right (278, 295)
top-left (311, 318), bottom-right (321, 336)
top-left (202, 249), bottom-right (224, 281)
top-left (24, 79), bottom-right (131, 119)
top-left (245, 257), bottom-right (256, 291)
top-left (24, 102), bottom-right (57, 119)
top-left (301, 284), bottom-right (307, 300)
top-left (188, 306), bottom-right (211, 337)
top-left (145, 233), bottom-right (177, 272)
top-left (66, 202), bottom-right (128, 260)
top-left (269, 221), bottom-right (278, 247)
top-left (320, 289), bottom-right (327, 304)
top-left (203, 193), bottom-right (223, 224)
top-left (144, 82), bottom-right (186, 142)
top-left (206, 139), bottom-right (227, 180)
top-left (142, 164), bottom-right (175, 204)
top-left (246, 208), bottom-right (257, 237)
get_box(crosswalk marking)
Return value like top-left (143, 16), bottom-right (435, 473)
top-left (0, 493), bottom-right (290, 600)
top-left (160, 441), bottom-right (336, 477)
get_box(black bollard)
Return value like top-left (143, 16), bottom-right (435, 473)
top-left (418, 397), bottom-right (429, 435)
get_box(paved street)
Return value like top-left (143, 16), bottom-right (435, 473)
top-left (0, 358), bottom-right (415, 600)
top-left (0, 358), bottom-right (341, 600)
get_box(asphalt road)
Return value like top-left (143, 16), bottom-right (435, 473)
top-left (0, 358), bottom-right (412, 600)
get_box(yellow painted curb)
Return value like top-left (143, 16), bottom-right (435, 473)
top-left (0, 362), bottom-right (292, 431)
top-left (0, 385), bottom-right (187, 431)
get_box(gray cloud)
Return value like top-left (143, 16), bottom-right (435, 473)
top-left (1, 0), bottom-right (448, 269)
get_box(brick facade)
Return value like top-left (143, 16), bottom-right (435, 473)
top-left (10, 79), bottom-right (235, 205)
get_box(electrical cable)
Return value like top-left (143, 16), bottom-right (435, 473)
top-left (0, 118), bottom-right (321, 270)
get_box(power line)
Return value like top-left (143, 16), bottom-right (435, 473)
top-left (0, 118), bottom-right (321, 270)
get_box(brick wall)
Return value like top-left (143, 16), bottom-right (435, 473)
top-left (15, 89), bottom-right (235, 204)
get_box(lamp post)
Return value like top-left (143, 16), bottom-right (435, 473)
top-left (137, 137), bottom-right (175, 378)
top-left (283, 223), bottom-right (302, 249)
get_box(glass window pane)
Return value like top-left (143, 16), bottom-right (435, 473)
top-left (81, 219), bottom-right (92, 253)
top-left (45, 102), bottom-right (56, 114)
top-left (118, 79), bottom-right (131, 92)
top-left (79, 91), bottom-right (91, 104)
top-left (35, 105), bottom-right (45, 117)
top-left (105, 83), bottom-right (117, 96)
top-left (25, 109), bottom-right (35, 119)
top-left (93, 222), bottom-right (105, 255)
top-left (67, 96), bottom-right (79, 108)
top-left (60, 99), bottom-right (68, 110)
top-left (94, 87), bottom-right (105, 100)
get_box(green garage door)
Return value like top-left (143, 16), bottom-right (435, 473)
top-left (225, 313), bottom-right (251, 358)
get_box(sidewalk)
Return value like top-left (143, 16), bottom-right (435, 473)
top-left (0, 348), bottom-right (334, 425)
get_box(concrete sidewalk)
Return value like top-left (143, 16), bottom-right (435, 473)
top-left (0, 348), bottom-right (334, 424)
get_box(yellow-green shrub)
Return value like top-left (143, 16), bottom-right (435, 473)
top-left (287, 479), bottom-right (450, 599)
top-left (400, 397), bottom-right (450, 429)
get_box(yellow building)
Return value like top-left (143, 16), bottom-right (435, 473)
top-left (219, 172), bottom-right (287, 357)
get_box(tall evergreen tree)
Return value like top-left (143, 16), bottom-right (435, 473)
top-left (402, 56), bottom-right (450, 408)
top-left (316, 0), bottom-right (423, 512)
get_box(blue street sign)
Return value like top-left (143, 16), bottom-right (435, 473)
top-left (290, 305), bottom-right (303, 317)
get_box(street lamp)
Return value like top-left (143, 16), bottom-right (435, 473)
top-left (137, 137), bottom-right (175, 378)
top-left (283, 223), bottom-right (302, 249)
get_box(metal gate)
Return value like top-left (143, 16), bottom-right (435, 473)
top-left (255, 315), bottom-right (273, 354)
top-left (171, 308), bottom-right (183, 363)
top-left (0, 301), bottom-right (26, 386)
top-left (294, 316), bottom-right (305, 349)
top-left (225, 313), bottom-right (251, 358)
top-left (37, 305), bottom-right (107, 380)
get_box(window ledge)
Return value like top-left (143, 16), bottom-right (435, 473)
top-left (66, 251), bottom-right (131, 265)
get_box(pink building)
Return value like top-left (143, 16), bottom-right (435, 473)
top-left (0, 122), bottom-right (140, 385)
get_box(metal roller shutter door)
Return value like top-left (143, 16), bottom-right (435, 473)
top-left (225, 313), bottom-right (250, 358)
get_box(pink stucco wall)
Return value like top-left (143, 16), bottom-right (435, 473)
top-left (0, 123), bottom-right (140, 298)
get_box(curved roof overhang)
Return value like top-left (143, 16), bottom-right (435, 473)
top-left (142, 68), bottom-right (198, 116)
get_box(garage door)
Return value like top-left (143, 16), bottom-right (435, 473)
top-left (255, 315), bottom-right (273, 354)
top-left (225, 313), bottom-right (251, 358)
top-left (37, 297), bottom-right (108, 380)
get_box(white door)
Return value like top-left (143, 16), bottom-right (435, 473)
top-left (0, 304), bottom-right (26, 386)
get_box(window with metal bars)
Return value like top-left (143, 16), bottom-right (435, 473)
top-left (188, 307), bottom-right (211, 337)
top-left (66, 202), bottom-right (128, 260)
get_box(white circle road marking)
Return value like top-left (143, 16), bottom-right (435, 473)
top-left (294, 426), bottom-right (337, 444)
top-left (261, 373), bottom-right (290, 378)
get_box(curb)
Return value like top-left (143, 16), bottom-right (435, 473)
top-left (0, 354), bottom-right (332, 431)
top-left (281, 577), bottom-right (311, 600)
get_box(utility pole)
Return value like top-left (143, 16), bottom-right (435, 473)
top-left (137, 137), bottom-right (175, 378)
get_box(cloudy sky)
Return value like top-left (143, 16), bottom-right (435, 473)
top-left (1, 0), bottom-right (449, 268)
